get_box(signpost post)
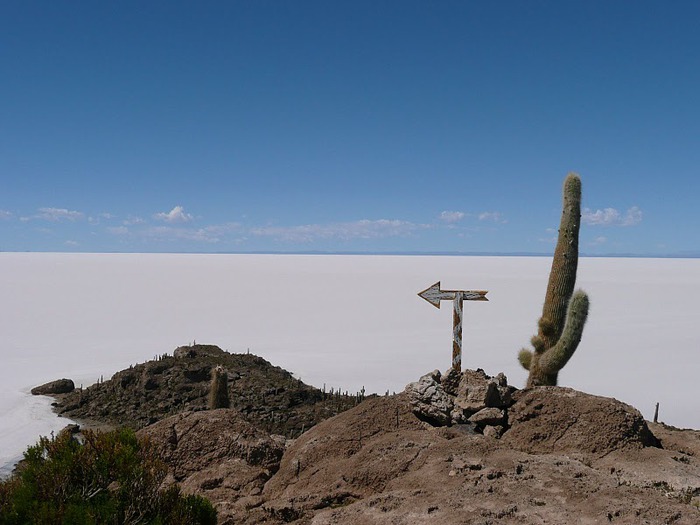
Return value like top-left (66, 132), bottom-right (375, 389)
top-left (418, 281), bottom-right (488, 372)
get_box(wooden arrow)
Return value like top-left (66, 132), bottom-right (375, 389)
top-left (418, 281), bottom-right (488, 371)
top-left (418, 281), bottom-right (488, 308)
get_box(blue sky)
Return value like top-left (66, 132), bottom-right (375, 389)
top-left (1, 1), bottom-right (699, 256)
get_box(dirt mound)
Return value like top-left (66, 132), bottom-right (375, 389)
top-left (259, 391), bottom-right (699, 524)
top-left (502, 386), bottom-right (660, 456)
top-left (50, 345), bottom-right (363, 437)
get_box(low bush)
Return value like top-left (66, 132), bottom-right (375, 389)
top-left (0, 428), bottom-right (216, 524)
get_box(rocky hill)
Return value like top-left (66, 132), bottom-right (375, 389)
top-left (50, 344), bottom-right (364, 437)
top-left (41, 346), bottom-right (700, 524)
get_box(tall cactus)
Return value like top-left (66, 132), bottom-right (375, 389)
top-left (518, 173), bottom-right (590, 387)
top-left (208, 365), bottom-right (230, 409)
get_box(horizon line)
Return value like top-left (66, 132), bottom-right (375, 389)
top-left (1, 249), bottom-right (698, 259)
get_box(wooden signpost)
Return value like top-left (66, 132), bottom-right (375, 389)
top-left (418, 281), bottom-right (488, 372)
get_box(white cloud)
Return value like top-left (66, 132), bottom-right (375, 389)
top-left (582, 206), bottom-right (642, 227)
top-left (34, 207), bottom-right (84, 222)
top-left (439, 211), bottom-right (465, 224)
top-left (145, 226), bottom-right (218, 243)
top-left (143, 223), bottom-right (242, 244)
top-left (154, 206), bottom-right (193, 223)
top-left (201, 223), bottom-right (242, 236)
top-left (108, 226), bottom-right (129, 236)
top-left (590, 236), bottom-right (608, 246)
top-left (251, 219), bottom-right (426, 243)
top-left (478, 211), bottom-right (507, 224)
top-left (64, 240), bottom-right (79, 247)
top-left (123, 215), bottom-right (145, 226)
top-left (0, 210), bottom-right (12, 219)
top-left (88, 212), bottom-right (116, 225)
top-left (621, 206), bottom-right (642, 226)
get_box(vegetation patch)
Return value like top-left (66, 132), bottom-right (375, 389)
top-left (0, 428), bottom-right (216, 524)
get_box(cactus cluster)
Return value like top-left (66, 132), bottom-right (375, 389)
top-left (518, 173), bottom-right (590, 387)
top-left (208, 365), bottom-right (230, 409)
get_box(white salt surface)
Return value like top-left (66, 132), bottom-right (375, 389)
top-left (1, 253), bottom-right (698, 475)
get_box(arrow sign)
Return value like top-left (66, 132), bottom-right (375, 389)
top-left (418, 281), bottom-right (488, 372)
top-left (418, 282), bottom-right (488, 308)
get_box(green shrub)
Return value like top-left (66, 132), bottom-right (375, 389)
top-left (0, 428), bottom-right (216, 525)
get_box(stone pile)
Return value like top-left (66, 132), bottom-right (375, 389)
top-left (405, 368), bottom-right (516, 437)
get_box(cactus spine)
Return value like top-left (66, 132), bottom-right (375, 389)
top-left (208, 365), bottom-right (230, 409)
top-left (518, 173), bottom-right (590, 387)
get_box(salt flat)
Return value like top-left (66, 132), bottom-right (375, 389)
top-left (1, 253), bottom-right (698, 475)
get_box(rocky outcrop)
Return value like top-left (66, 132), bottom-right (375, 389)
top-left (173, 344), bottom-right (226, 359)
top-left (31, 378), bottom-right (75, 395)
top-left (503, 386), bottom-right (660, 456)
top-left (137, 409), bottom-right (286, 524)
top-left (406, 368), bottom-right (661, 456)
top-left (49, 345), bottom-right (362, 437)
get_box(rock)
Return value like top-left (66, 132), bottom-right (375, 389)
top-left (173, 344), bottom-right (226, 359)
top-left (182, 365), bottom-right (211, 382)
top-left (450, 406), bottom-right (469, 424)
top-left (58, 424), bottom-right (81, 437)
top-left (442, 422), bottom-right (479, 436)
top-left (440, 367), bottom-right (461, 396)
top-left (31, 378), bottom-right (75, 395)
top-left (502, 386), bottom-right (661, 456)
top-left (404, 370), bottom-right (453, 426)
top-left (468, 407), bottom-right (506, 427)
top-left (483, 425), bottom-right (505, 439)
top-left (453, 369), bottom-right (511, 414)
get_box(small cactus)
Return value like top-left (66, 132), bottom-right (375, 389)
top-left (208, 365), bottom-right (230, 409)
top-left (519, 173), bottom-right (590, 387)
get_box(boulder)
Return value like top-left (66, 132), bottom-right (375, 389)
top-left (483, 425), bottom-right (505, 439)
top-left (173, 344), bottom-right (226, 359)
top-left (404, 370), bottom-right (453, 426)
top-left (468, 407), bottom-right (506, 427)
top-left (502, 386), bottom-right (660, 455)
top-left (440, 367), bottom-right (461, 396)
top-left (58, 424), bottom-right (81, 437)
top-left (453, 369), bottom-right (511, 414)
top-left (31, 378), bottom-right (75, 395)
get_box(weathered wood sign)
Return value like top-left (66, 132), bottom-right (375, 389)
top-left (418, 281), bottom-right (488, 372)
